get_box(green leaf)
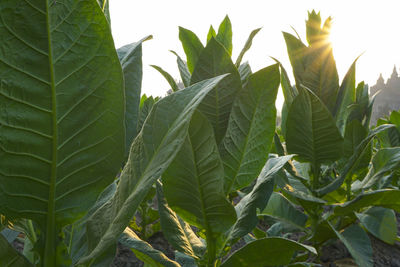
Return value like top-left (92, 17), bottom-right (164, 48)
top-left (344, 120), bottom-right (368, 159)
top-left (259, 192), bottom-right (308, 230)
top-left (316, 124), bottom-right (395, 195)
top-left (191, 38), bottom-right (242, 143)
top-left (80, 75), bottom-right (228, 264)
top-left (215, 15), bottom-right (233, 56)
top-left (118, 36), bottom-right (152, 154)
top-left (67, 181), bottom-right (117, 265)
top-left (352, 147), bottom-right (400, 190)
top-left (238, 62), bottom-right (252, 85)
top-left (207, 25), bottom-right (216, 43)
top-left (302, 43), bottom-right (339, 113)
top-left (282, 32), bottom-right (307, 86)
top-left (334, 189), bottom-right (400, 215)
top-left (119, 228), bottom-right (180, 267)
top-left (0, 234), bottom-right (32, 266)
top-left (356, 207), bottom-right (397, 245)
top-left (229, 156), bottom-right (293, 240)
top-left (150, 65), bottom-right (179, 92)
top-left (179, 27), bottom-right (204, 73)
top-left (328, 222), bottom-right (373, 267)
top-left (220, 64), bottom-right (280, 193)
top-left (163, 111), bottom-right (236, 233)
top-left (235, 28), bottom-right (261, 67)
top-left (170, 50), bottom-right (191, 87)
top-left (156, 181), bottom-right (204, 258)
top-left (137, 95), bottom-right (158, 133)
top-left (334, 59), bottom-right (357, 134)
top-left (305, 10), bottom-right (322, 45)
top-left (286, 88), bottom-right (344, 165)
top-left (221, 237), bottom-right (316, 267)
top-left (0, 1), bottom-right (125, 262)
top-left (175, 251), bottom-right (198, 267)
top-left (271, 58), bottom-right (298, 107)
top-left (341, 120), bottom-right (371, 173)
top-left (97, 0), bottom-right (111, 25)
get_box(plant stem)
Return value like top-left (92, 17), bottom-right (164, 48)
top-left (312, 163), bottom-right (320, 191)
top-left (27, 220), bottom-right (37, 243)
top-left (205, 230), bottom-right (216, 267)
top-left (346, 177), bottom-right (352, 201)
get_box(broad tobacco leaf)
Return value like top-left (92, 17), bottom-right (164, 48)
top-left (191, 38), bottom-right (242, 143)
top-left (79, 75), bottom-right (228, 264)
top-left (220, 64), bottom-right (280, 193)
top-left (0, 0), bottom-right (124, 263)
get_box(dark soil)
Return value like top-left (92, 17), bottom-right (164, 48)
top-left (320, 213), bottom-right (400, 267)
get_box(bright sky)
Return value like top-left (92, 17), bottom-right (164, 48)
top-left (110, 0), bottom-right (400, 109)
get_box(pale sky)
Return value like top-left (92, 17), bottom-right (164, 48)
top-left (109, 0), bottom-right (400, 109)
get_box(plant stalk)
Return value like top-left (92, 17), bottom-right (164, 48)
top-left (312, 163), bottom-right (320, 191)
top-left (205, 230), bottom-right (216, 267)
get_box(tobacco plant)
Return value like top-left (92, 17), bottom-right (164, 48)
top-left (148, 17), bottom-right (318, 267)
top-left (262, 10), bottom-right (400, 266)
top-left (0, 1), bottom-right (231, 266)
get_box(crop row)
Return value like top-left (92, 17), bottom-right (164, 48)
top-left (0, 1), bottom-right (399, 267)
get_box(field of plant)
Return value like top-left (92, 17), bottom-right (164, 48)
top-left (1, 1), bottom-right (400, 267)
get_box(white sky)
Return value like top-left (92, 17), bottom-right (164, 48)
top-left (109, 0), bottom-right (400, 109)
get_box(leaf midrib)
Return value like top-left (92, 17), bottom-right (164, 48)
top-left (44, 0), bottom-right (58, 263)
top-left (226, 89), bottom-right (263, 193)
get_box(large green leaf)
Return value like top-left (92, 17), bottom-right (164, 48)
top-left (119, 228), bottom-right (180, 267)
top-left (235, 28), bottom-right (261, 67)
top-left (179, 27), bottom-right (204, 73)
top-left (229, 156), bottom-right (293, 240)
top-left (328, 222), bottom-right (373, 267)
top-left (80, 75), bottom-right (228, 264)
top-left (221, 237), bottom-right (316, 267)
top-left (117, 36), bottom-right (152, 154)
top-left (284, 19), bottom-right (340, 114)
top-left (215, 15), bottom-right (233, 56)
top-left (356, 207), bottom-right (397, 245)
top-left (163, 111), bottom-right (236, 234)
top-left (0, 0), bottom-right (124, 263)
top-left (191, 38), bottom-right (242, 143)
top-left (352, 147), bottom-right (400, 190)
top-left (156, 181), bottom-right (204, 259)
top-left (0, 234), bottom-right (32, 266)
top-left (220, 65), bottom-right (279, 193)
top-left (286, 88), bottom-right (343, 165)
top-left (334, 189), bottom-right (400, 215)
